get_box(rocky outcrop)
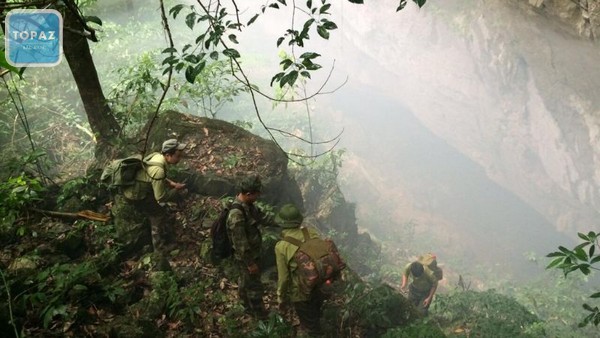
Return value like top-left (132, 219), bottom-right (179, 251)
top-left (527, 0), bottom-right (600, 40)
top-left (140, 110), bottom-right (303, 206)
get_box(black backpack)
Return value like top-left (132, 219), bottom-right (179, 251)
top-left (210, 202), bottom-right (245, 261)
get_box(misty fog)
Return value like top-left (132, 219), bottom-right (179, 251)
top-left (15, 0), bottom-right (598, 283)
top-left (226, 0), bottom-right (595, 281)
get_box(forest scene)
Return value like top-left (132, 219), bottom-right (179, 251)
top-left (1, 0), bottom-right (600, 337)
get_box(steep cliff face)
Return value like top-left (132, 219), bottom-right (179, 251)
top-left (532, 0), bottom-right (600, 40)
top-left (335, 0), bottom-right (600, 238)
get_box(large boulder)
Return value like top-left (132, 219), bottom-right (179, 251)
top-left (143, 110), bottom-right (303, 206)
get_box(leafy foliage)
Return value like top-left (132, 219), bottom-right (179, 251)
top-left (0, 174), bottom-right (44, 238)
top-left (249, 313), bottom-right (293, 337)
top-left (546, 231), bottom-right (600, 327)
top-left (337, 282), bottom-right (421, 336)
top-left (433, 290), bottom-right (540, 337)
top-left (164, 0), bottom-right (426, 88)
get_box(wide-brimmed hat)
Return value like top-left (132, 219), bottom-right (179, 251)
top-left (275, 204), bottom-right (304, 228)
top-left (162, 139), bottom-right (187, 153)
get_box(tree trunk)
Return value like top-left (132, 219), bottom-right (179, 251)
top-left (62, 8), bottom-right (121, 143)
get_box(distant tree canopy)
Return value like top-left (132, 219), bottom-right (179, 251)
top-left (0, 0), bottom-right (426, 155)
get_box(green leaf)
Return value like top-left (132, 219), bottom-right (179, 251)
top-left (185, 12), bottom-right (196, 30)
top-left (228, 34), bottom-right (239, 44)
top-left (0, 52), bottom-right (21, 75)
top-left (578, 232), bottom-right (590, 241)
top-left (583, 303), bottom-right (596, 312)
top-left (12, 186), bottom-right (26, 193)
top-left (185, 66), bottom-right (197, 83)
top-left (73, 284), bottom-right (88, 291)
top-left (209, 51), bottom-right (219, 60)
top-left (300, 70), bottom-right (311, 78)
top-left (322, 20), bottom-right (338, 30)
top-left (269, 3), bottom-right (280, 9)
top-left (300, 52), bottom-right (321, 60)
top-left (546, 257), bottom-right (563, 270)
top-left (162, 55), bottom-right (178, 65)
top-left (195, 33), bottom-right (206, 44)
top-left (303, 61), bottom-right (321, 71)
top-left (162, 47), bottom-right (177, 54)
top-left (590, 255), bottom-right (600, 264)
top-left (223, 48), bottom-right (241, 58)
top-left (413, 0), bottom-right (427, 8)
top-left (169, 4), bottom-right (185, 19)
top-left (565, 265), bottom-right (580, 276)
top-left (276, 36), bottom-right (285, 47)
top-left (317, 25), bottom-right (329, 39)
top-left (278, 0), bottom-right (287, 5)
top-left (347, 0), bottom-right (364, 3)
top-left (590, 292), bottom-right (600, 298)
top-left (271, 72), bottom-right (284, 86)
top-left (84, 16), bottom-right (102, 26)
top-left (574, 242), bottom-right (591, 252)
top-left (574, 246), bottom-right (589, 261)
top-left (558, 246), bottom-right (571, 254)
top-left (280, 59), bottom-right (294, 70)
top-left (589, 244), bottom-right (595, 258)
top-left (303, 18), bottom-right (316, 31)
top-left (248, 14), bottom-right (259, 26)
top-left (320, 4), bottom-right (331, 14)
top-left (283, 70), bottom-right (298, 87)
top-left (397, 0), bottom-right (407, 11)
top-left (184, 54), bottom-right (200, 63)
top-left (578, 264), bottom-right (591, 275)
top-left (546, 251), bottom-right (565, 258)
top-left (184, 62), bottom-right (206, 83)
top-left (307, 0), bottom-right (313, 9)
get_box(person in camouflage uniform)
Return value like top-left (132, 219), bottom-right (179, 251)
top-left (226, 175), bottom-right (278, 317)
top-left (111, 139), bottom-right (187, 270)
top-left (400, 253), bottom-right (442, 315)
top-left (274, 204), bottom-right (324, 337)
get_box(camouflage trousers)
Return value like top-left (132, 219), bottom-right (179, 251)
top-left (294, 290), bottom-right (324, 337)
top-left (236, 261), bottom-right (266, 316)
top-left (408, 284), bottom-right (431, 315)
top-left (112, 194), bottom-right (173, 258)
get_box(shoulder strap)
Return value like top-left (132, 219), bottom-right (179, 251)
top-left (230, 202), bottom-right (247, 220)
top-left (301, 227), bottom-right (310, 241)
top-left (283, 236), bottom-right (303, 247)
top-left (283, 227), bottom-right (312, 247)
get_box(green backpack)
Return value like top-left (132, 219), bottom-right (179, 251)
top-left (283, 227), bottom-right (346, 295)
top-left (100, 153), bottom-right (164, 190)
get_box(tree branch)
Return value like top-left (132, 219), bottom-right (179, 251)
top-left (144, 0), bottom-right (175, 155)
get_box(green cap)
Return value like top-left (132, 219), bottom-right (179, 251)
top-left (275, 203), bottom-right (304, 228)
top-left (239, 175), bottom-right (262, 193)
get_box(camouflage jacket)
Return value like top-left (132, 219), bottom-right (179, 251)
top-left (226, 199), bottom-right (277, 265)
